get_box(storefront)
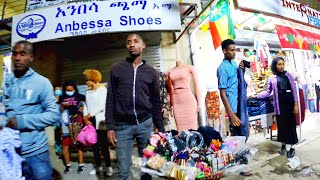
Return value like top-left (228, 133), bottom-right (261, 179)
top-left (11, 0), bottom-right (181, 86)
top-left (180, 0), bottom-right (320, 135)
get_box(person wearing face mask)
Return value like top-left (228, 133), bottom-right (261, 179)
top-left (59, 80), bottom-right (86, 174)
top-left (252, 57), bottom-right (299, 158)
top-left (54, 86), bottom-right (62, 102)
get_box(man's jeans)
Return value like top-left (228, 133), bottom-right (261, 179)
top-left (22, 151), bottom-right (52, 180)
top-left (115, 118), bottom-right (153, 180)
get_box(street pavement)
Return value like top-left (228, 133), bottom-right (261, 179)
top-left (51, 112), bottom-right (320, 180)
top-left (223, 112), bottom-right (320, 180)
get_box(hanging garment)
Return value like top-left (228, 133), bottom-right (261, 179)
top-left (237, 67), bottom-right (249, 138)
top-left (205, 91), bottom-right (220, 120)
top-left (296, 88), bottom-right (306, 126)
top-left (0, 127), bottom-right (23, 180)
top-left (158, 72), bottom-right (171, 126)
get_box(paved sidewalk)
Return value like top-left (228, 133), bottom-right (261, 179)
top-left (51, 147), bottom-right (119, 180)
top-left (51, 113), bottom-right (320, 180)
top-left (222, 112), bottom-right (320, 180)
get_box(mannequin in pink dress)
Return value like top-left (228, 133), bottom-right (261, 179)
top-left (166, 60), bottom-right (201, 133)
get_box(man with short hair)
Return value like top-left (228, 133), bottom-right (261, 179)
top-left (217, 39), bottom-right (246, 137)
top-left (106, 34), bottom-right (165, 179)
top-left (3, 40), bottom-right (60, 179)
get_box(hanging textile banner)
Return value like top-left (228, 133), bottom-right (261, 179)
top-left (275, 24), bottom-right (320, 52)
top-left (209, 0), bottom-right (236, 49)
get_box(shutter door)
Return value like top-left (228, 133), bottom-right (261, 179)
top-left (142, 46), bottom-right (162, 71)
top-left (60, 46), bottom-right (162, 84)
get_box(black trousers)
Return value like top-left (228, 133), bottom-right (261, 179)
top-left (90, 117), bottom-right (111, 167)
top-left (92, 130), bottom-right (111, 167)
top-left (54, 126), bottom-right (62, 146)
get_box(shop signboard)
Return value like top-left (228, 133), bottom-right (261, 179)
top-left (12, 0), bottom-right (181, 45)
top-left (275, 24), bottom-right (320, 52)
top-left (234, 0), bottom-right (320, 29)
top-left (26, 0), bottom-right (66, 11)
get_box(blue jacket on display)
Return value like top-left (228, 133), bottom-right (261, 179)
top-left (237, 67), bottom-right (249, 138)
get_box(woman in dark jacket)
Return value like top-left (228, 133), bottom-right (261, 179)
top-left (254, 57), bottom-right (299, 158)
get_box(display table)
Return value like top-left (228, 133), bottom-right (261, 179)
top-left (249, 113), bottom-right (274, 137)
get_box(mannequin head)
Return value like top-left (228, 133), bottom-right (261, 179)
top-left (176, 60), bottom-right (183, 67)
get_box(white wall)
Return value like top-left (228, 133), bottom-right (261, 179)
top-left (191, 30), bottom-right (227, 130)
top-left (192, 30), bottom-right (224, 93)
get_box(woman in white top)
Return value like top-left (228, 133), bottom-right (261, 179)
top-left (83, 69), bottom-right (113, 177)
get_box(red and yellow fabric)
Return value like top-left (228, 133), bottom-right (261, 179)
top-left (205, 91), bottom-right (220, 120)
top-left (209, 0), bottom-right (236, 49)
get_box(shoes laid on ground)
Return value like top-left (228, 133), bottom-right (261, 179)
top-left (64, 166), bottom-right (72, 174)
top-left (279, 145), bottom-right (286, 156)
top-left (77, 165), bottom-right (85, 174)
top-left (104, 167), bottom-right (113, 177)
top-left (287, 148), bottom-right (295, 158)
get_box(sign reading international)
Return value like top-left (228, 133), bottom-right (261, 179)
top-left (12, 0), bottom-right (181, 45)
top-left (235, 0), bottom-right (320, 29)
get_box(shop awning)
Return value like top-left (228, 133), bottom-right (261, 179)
top-left (235, 29), bottom-right (282, 50)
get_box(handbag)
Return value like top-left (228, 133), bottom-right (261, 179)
top-left (76, 125), bottom-right (97, 146)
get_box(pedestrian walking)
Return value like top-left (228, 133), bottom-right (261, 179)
top-left (3, 40), bottom-right (60, 179)
top-left (106, 33), bottom-right (165, 179)
top-left (83, 69), bottom-right (113, 176)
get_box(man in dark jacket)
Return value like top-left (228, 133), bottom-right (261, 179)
top-left (106, 33), bottom-right (165, 179)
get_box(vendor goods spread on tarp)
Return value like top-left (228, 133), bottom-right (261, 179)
top-left (132, 127), bottom-right (257, 179)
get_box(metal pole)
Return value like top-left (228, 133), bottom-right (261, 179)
top-left (24, 0), bottom-right (28, 12)
top-left (1, 1), bottom-right (6, 20)
top-left (296, 82), bottom-right (306, 145)
top-left (175, 0), bottom-right (216, 43)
